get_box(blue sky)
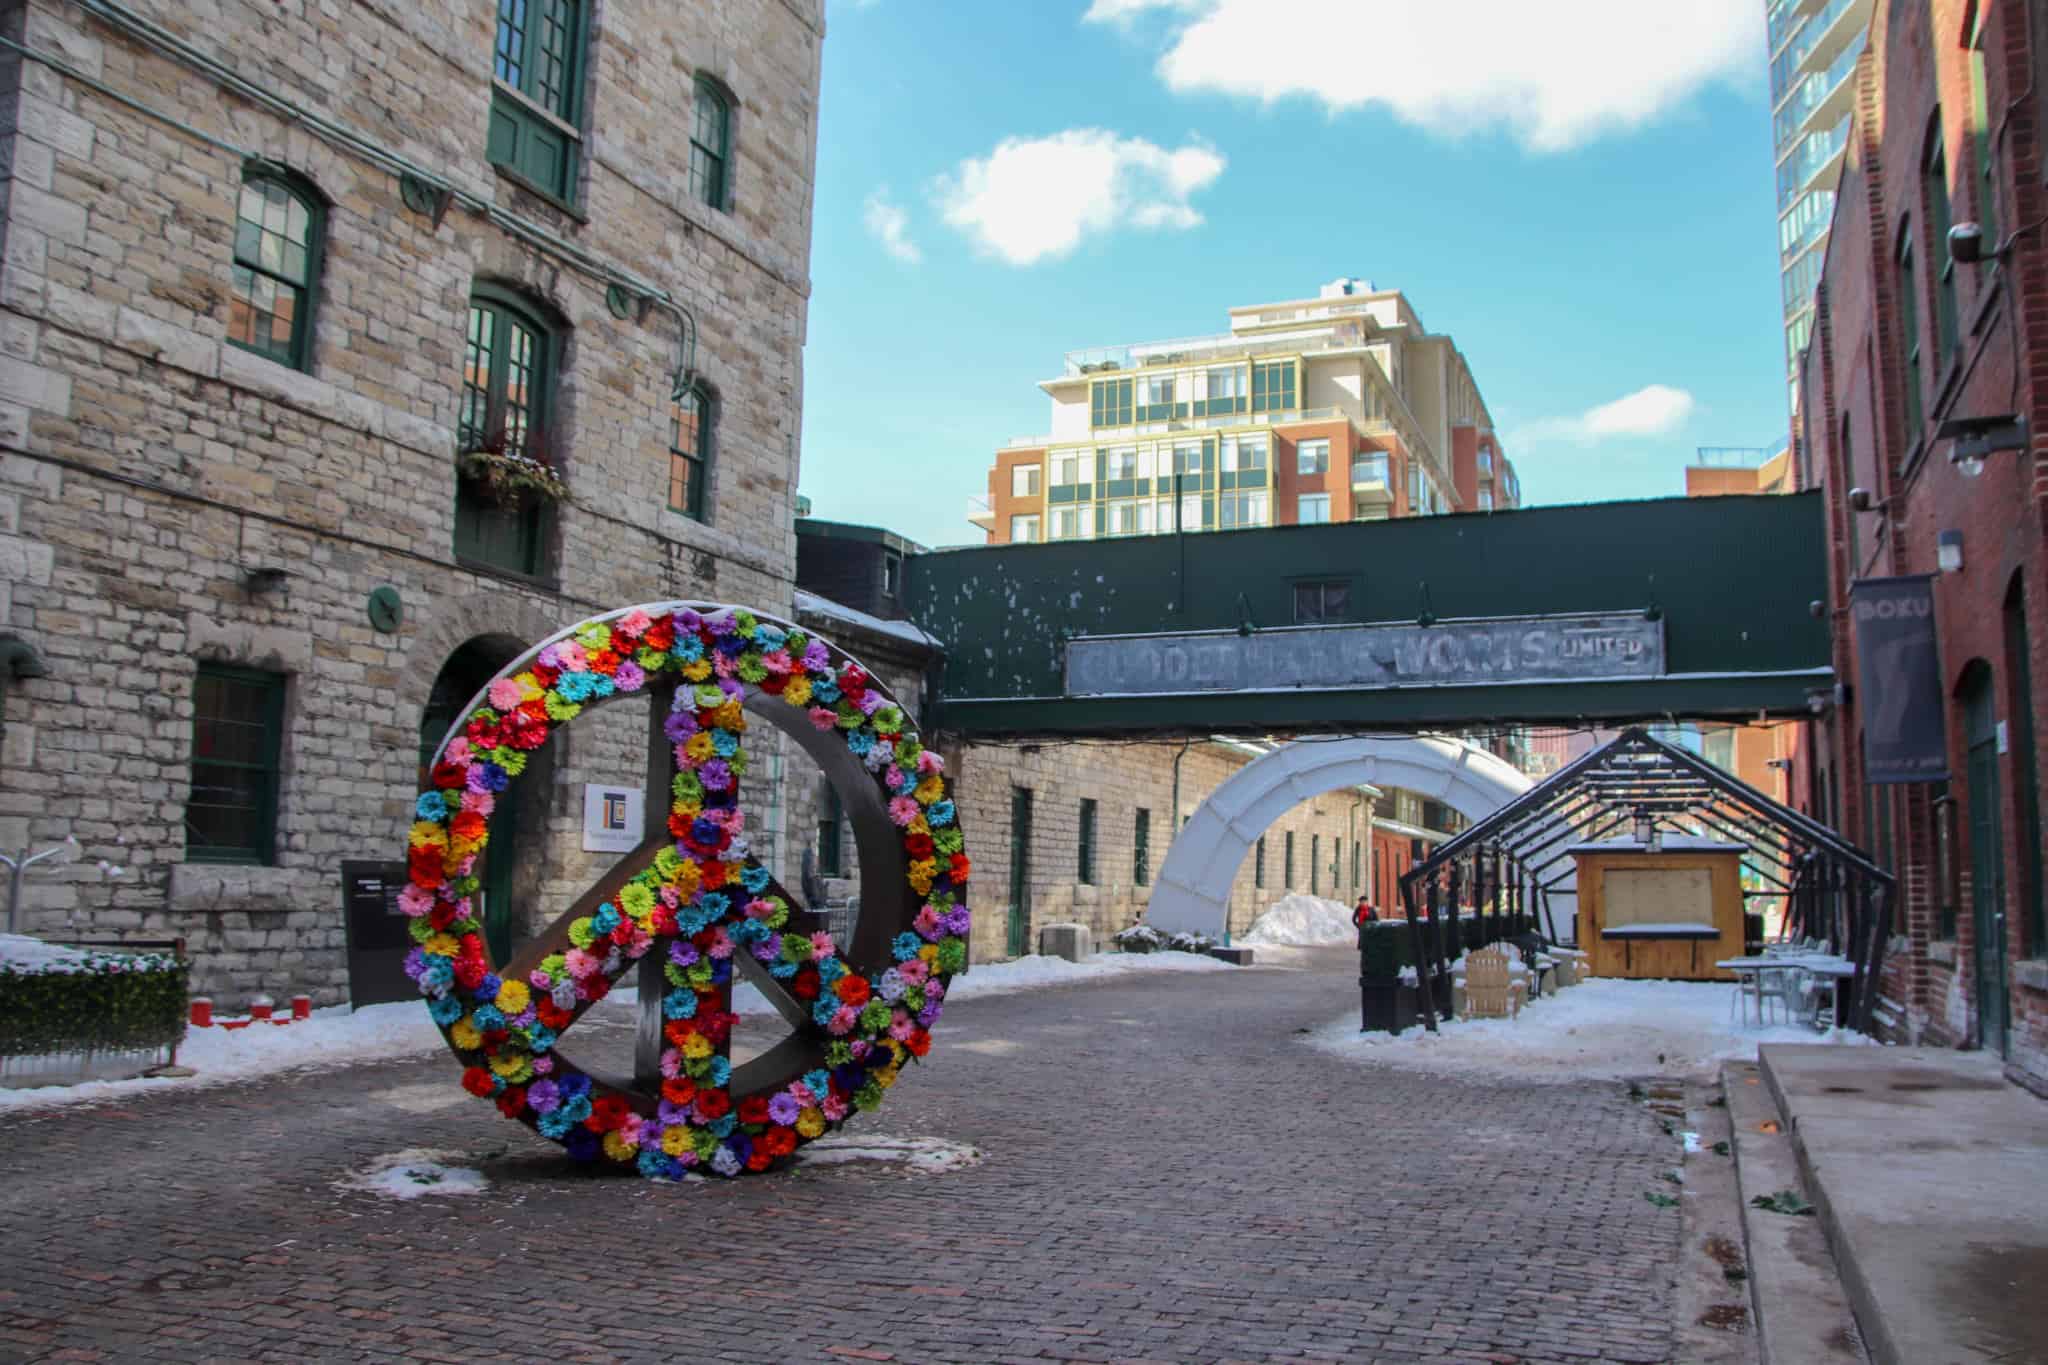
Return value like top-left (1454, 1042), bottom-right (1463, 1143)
top-left (797, 1), bottom-right (1788, 548)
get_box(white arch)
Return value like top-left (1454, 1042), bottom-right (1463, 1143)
top-left (1146, 736), bottom-right (1535, 939)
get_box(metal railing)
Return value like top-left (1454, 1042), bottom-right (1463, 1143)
top-left (1064, 323), bottom-right (1371, 378)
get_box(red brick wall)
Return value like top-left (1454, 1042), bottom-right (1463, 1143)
top-left (1801, 0), bottom-right (2048, 1089)
top-left (985, 446), bottom-right (1046, 545)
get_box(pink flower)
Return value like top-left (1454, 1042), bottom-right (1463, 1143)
top-left (898, 958), bottom-right (929, 985)
top-left (916, 750), bottom-right (944, 776)
top-left (888, 1014), bottom-right (914, 1042)
top-left (658, 885), bottom-right (681, 908)
top-left (707, 934), bottom-right (734, 960)
top-left (660, 1048), bottom-right (683, 1078)
top-left (528, 970), bottom-right (553, 990)
top-left (459, 790), bottom-right (496, 817)
top-left (397, 884), bottom-right (435, 917)
top-left (619, 609), bottom-right (653, 637)
top-left (712, 650), bottom-right (738, 677)
top-left (810, 931), bottom-right (837, 957)
top-left (822, 1094), bottom-right (850, 1122)
top-left (924, 978), bottom-right (945, 1003)
top-left (444, 737), bottom-right (473, 765)
top-left (808, 707), bottom-right (837, 731)
top-left (884, 766), bottom-right (907, 792)
top-left (788, 1082), bottom-right (817, 1106)
top-left (888, 796), bottom-right (919, 827)
top-left (914, 906), bottom-right (942, 937)
top-left (620, 1113), bottom-right (647, 1146)
top-left (554, 641), bottom-right (587, 671)
top-left (564, 948), bottom-right (598, 979)
top-left (829, 1004), bottom-right (859, 1035)
top-left (532, 1055), bottom-right (554, 1075)
top-left (625, 929), bottom-right (653, 958)
top-left (746, 897), bottom-right (777, 919)
top-left (487, 678), bottom-right (524, 710)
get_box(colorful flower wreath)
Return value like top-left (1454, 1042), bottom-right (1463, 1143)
top-left (402, 604), bottom-right (969, 1178)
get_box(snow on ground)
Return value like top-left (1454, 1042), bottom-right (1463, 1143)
top-left (1239, 894), bottom-right (1355, 947)
top-left (336, 1148), bottom-right (489, 1200)
top-left (1307, 977), bottom-right (1879, 1083)
top-left (795, 1135), bottom-right (983, 1173)
top-left (941, 949), bottom-right (1232, 1000)
top-left (0, 1000), bottom-right (444, 1112)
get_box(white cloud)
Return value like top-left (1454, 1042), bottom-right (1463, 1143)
top-left (1519, 384), bottom-right (1698, 446)
top-left (1087, 0), bottom-right (1763, 153)
top-left (862, 189), bottom-right (922, 264)
top-left (932, 129), bottom-right (1225, 266)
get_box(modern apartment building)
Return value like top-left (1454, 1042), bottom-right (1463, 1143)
top-left (1768, 0), bottom-right (1874, 402)
top-left (973, 279), bottom-right (1520, 546)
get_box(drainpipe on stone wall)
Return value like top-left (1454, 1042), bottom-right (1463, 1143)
top-left (1168, 737), bottom-right (1208, 938)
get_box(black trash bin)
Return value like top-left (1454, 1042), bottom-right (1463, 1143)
top-left (1357, 921), bottom-right (1415, 1034)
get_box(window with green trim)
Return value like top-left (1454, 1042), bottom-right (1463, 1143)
top-left (185, 664), bottom-right (286, 864)
top-left (1897, 222), bottom-right (1924, 442)
top-left (1090, 377), bottom-right (1134, 427)
top-left (227, 169), bottom-right (322, 371)
top-left (456, 288), bottom-right (559, 578)
top-left (669, 382), bottom-right (713, 520)
top-left (1134, 808), bottom-right (1150, 886)
top-left (488, 0), bottom-right (586, 206)
top-left (1968, 18), bottom-right (1997, 249)
top-left (1078, 798), bottom-right (1097, 884)
top-left (689, 78), bottom-right (732, 210)
top-left (1251, 360), bottom-right (1297, 414)
top-left (1926, 124), bottom-right (1959, 367)
top-left (1254, 835), bottom-right (1266, 888)
top-left (1284, 830), bottom-right (1295, 888)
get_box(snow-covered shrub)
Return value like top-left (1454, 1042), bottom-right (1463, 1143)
top-left (1112, 924), bottom-right (1166, 954)
top-left (0, 935), bottom-right (187, 1057)
top-left (1166, 930), bottom-right (1217, 955)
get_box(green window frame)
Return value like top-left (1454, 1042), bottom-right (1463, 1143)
top-left (1968, 18), bottom-right (1998, 249)
top-left (488, 0), bottom-right (586, 208)
top-left (689, 77), bottom-right (732, 210)
top-left (1134, 808), bottom-right (1150, 886)
top-left (1078, 798), bottom-right (1097, 884)
top-left (1251, 360), bottom-right (1297, 414)
top-left (456, 286), bottom-right (560, 579)
top-left (1284, 830), bottom-right (1295, 889)
top-left (1897, 222), bottom-right (1924, 443)
top-left (1311, 833), bottom-right (1321, 895)
top-left (185, 663), bottom-right (286, 865)
top-left (227, 167), bottom-right (323, 372)
top-left (1090, 377), bottom-right (1134, 428)
top-left (669, 382), bottom-right (714, 520)
top-left (1927, 124), bottom-right (1959, 366)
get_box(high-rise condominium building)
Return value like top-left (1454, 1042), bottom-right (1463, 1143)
top-left (972, 279), bottom-right (1519, 545)
top-left (1768, 0), bottom-right (1872, 403)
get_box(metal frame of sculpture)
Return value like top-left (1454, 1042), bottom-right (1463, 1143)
top-left (403, 602), bottom-right (968, 1178)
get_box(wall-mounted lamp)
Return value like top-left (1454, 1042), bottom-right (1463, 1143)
top-left (1234, 592), bottom-right (1258, 637)
top-left (0, 632), bottom-right (48, 681)
top-left (1808, 599), bottom-right (1827, 619)
top-left (1846, 486), bottom-right (1891, 512)
top-left (1415, 581), bottom-right (1436, 629)
top-left (1805, 689), bottom-right (1832, 717)
top-left (1937, 529), bottom-right (1965, 574)
top-left (1937, 413), bottom-right (2028, 478)
top-left (1764, 757), bottom-right (1794, 772)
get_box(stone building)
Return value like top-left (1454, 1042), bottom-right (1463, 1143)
top-left (0, 0), bottom-right (823, 1003)
top-left (1795, 0), bottom-right (2047, 1092)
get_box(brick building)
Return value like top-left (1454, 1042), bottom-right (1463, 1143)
top-left (0, 0), bottom-right (823, 1004)
top-left (1796, 0), bottom-right (2047, 1091)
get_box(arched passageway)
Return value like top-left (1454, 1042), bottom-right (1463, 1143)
top-left (1145, 736), bottom-right (1534, 939)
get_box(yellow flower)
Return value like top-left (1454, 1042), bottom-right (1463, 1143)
top-left (602, 1130), bottom-right (638, 1162)
top-left (671, 860), bottom-right (703, 898)
top-left (423, 932), bottom-right (459, 957)
top-left (918, 944), bottom-right (940, 966)
top-left (684, 732), bottom-right (716, 762)
top-left (907, 859), bottom-right (937, 895)
top-left (680, 658), bottom-right (712, 682)
top-left (913, 776), bottom-right (944, 806)
top-left (874, 1065), bottom-right (898, 1090)
top-left (513, 672), bottom-right (545, 701)
top-left (681, 1033), bottom-right (713, 1060)
top-left (448, 1017), bottom-right (482, 1050)
top-left (783, 676), bottom-right (813, 706)
top-left (495, 979), bottom-right (530, 1015)
top-left (908, 814), bottom-right (931, 837)
top-left (489, 1052), bottom-right (529, 1080)
top-left (408, 821), bottom-right (446, 848)
top-left (661, 1125), bottom-right (693, 1156)
top-left (795, 1106), bottom-right (826, 1138)
top-left (712, 701), bottom-right (746, 732)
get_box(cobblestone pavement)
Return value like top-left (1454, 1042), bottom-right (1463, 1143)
top-left (0, 950), bottom-right (1684, 1364)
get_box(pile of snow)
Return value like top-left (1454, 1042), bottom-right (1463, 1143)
top-left (943, 950), bottom-right (1232, 1001)
top-left (337, 1148), bottom-right (489, 1200)
top-left (1307, 978), bottom-right (1879, 1082)
top-left (0, 933), bottom-right (178, 975)
top-left (0, 999), bottom-right (444, 1111)
top-left (796, 1135), bottom-right (982, 1173)
top-left (1240, 894), bottom-right (1356, 947)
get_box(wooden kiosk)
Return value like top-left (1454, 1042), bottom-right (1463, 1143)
top-left (1571, 836), bottom-right (1747, 981)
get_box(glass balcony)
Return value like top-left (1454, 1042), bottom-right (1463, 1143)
top-left (1777, 114), bottom-right (1851, 211)
top-left (1775, 32), bottom-right (1865, 153)
top-left (1351, 455), bottom-right (1393, 503)
top-left (966, 493), bottom-right (994, 530)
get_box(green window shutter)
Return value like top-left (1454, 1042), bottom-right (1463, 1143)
top-left (185, 664), bottom-right (287, 864)
top-left (455, 289), bottom-right (559, 579)
top-left (226, 168), bottom-right (323, 371)
top-left (488, 0), bottom-right (585, 206)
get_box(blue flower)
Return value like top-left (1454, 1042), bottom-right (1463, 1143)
top-left (847, 730), bottom-right (874, 756)
top-left (708, 1113), bottom-right (737, 1139)
top-left (527, 1025), bottom-right (558, 1053)
top-left (712, 730), bottom-right (739, 758)
top-left (415, 792), bottom-right (448, 820)
top-left (756, 625), bottom-right (787, 651)
top-left (929, 800), bottom-right (955, 827)
top-left (537, 1109), bottom-right (575, 1139)
top-left (812, 679), bottom-right (841, 704)
top-left (472, 1005), bottom-right (506, 1032)
top-left (558, 1073), bottom-right (593, 1101)
top-left (663, 988), bottom-right (698, 1020)
top-left (564, 1129), bottom-right (600, 1163)
top-left (672, 633), bottom-right (705, 663)
top-left (559, 1094), bottom-right (593, 1124)
top-left (802, 1068), bottom-right (832, 1099)
top-left (892, 932), bottom-right (922, 963)
top-left (677, 903), bottom-right (715, 935)
top-left (811, 997), bottom-right (839, 1027)
top-left (477, 763), bottom-right (510, 794)
top-left (708, 1056), bottom-right (731, 1087)
top-left (477, 973), bottom-right (502, 1000)
top-left (428, 995), bottom-right (463, 1025)
top-left (592, 903), bottom-right (620, 935)
top-left (697, 891), bottom-right (731, 919)
top-left (817, 956), bottom-right (847, 986)
top-left (637, 1149), bottom-right (670, 1179)
top-left (729, 918), bottom-right (766, 945)
top-left (768, 959), bottom-right (797, 979)
top-left (421, 958), bottom-right (454, 990)
top-left (741, 865), bottom-right (772, 894)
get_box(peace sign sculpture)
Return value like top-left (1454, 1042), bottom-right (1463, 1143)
top-left (402, 603), bottom-right (968, 1177)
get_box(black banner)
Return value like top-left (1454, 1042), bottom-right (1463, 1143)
top-left (1850, 576), bottom-right (1949, 784)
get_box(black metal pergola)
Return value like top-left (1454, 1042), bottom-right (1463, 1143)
top-left (1396, 728), bottom-right (1895, 1034)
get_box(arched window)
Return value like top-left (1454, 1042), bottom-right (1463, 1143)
top-left (489, 0), bottom-right (587, 206)
top-left (1895, 219), bottom-right (1924, 441)
top-left (228, 166), bottom-right (324, 371)
top-left (668, 381), bottom-right (714, 520)
top-left (689, 78), bottom-right (732, 210)
top-left (456, 286), bottom-right (562, 578)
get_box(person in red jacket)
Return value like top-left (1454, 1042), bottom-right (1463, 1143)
top-left (1353, 893), bottom-right (1377, 926)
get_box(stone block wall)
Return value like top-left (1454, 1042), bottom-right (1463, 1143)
top-left (0, 0), bottom-right (823, 1005)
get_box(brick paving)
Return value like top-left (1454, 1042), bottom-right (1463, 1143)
top-left (0, 950), bottom-right (1683, 1363)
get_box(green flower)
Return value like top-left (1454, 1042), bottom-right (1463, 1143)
top-left (407, 917), bottom-right (436, 945)
top-left (933, 829), bottom-right (964, 856)
top-left (824, 1041), bottom-right (853, 1066)
top-left (736, 654), bottom-right (768, 684)
top-left (936, 939), bottom-right (966, 974)
top-left (854, 1080), bottom-right (883, 1111)
top-left (574, 622), bottom-right (613, 652)
top-left (780, 933), bottom-right (812, 963)
top-left (694, 684), bottom-right (726, 709)
top-left (872, 705), bottom-right (904, 732)
top-left (539, 953), bottom-right (568, 979)
top-left (734, 610), bottom-right (759, 636)
top-left (635, 645), bottom-right (669, 672)
top-left (567, 917), bottom-right (597, 949)
top-left (619, 883), bottom-right (655, 917)
top-left (544, 693), bottom-right (582, 722)
top-left (665, 962), bottom-right (691, 987)
top-left (894, 738), bottom-right (922, 765)
top-left (654, 847), bottom-right (683, 879)
top-left (858, 999), bottom-right (891, 1032)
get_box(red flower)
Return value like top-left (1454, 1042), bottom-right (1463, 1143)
top-left (587, 1095), bottom-right (632, 1132)
top-left (645, 617), bottom-right (676, 651)
top-left (948, 853), bottom-right (972, 884)
top-left (495, 1086), bottom-right (527, 1117)
top-left (695, 1088), bottom-right (731, 1120)
top-left (738, 1095), bottom-right (771, 1125)
top-left (905, 832), bottom-right (935, 859)
top-left (701, 860), bottom-right (729, 890)
top-left (454, 957), bottom-right (487, 990)
top-left (518, 698), bottom-right (549, 724)
top-left (461, 1067), bottom-right (495, 1097)
top-left (669, 811), bottom-right (693, 838)
top-left (698, 1010), bottom-right (734, 1045)
top-left (834, 975), bottom-right (870, 1008)
top-left (587, 648), bottom-right (619, 676)
top-left (759, 1126), bottom-right (797, 1157)
top-left (431, 761), bottom-right (468, 790)
top-left (450, 811), bottom-right (488, 843)
top-left (905, 1028), bottom-right (932, 1058)
top-left (537, 999), bottom-right (572, 1030)
top-left (530, 662), bottom-right (560, 688)
top-left (428, 902), bottom-right (460, 930)
top-left (609, 920), bottom-right (634, 946)
top-left (584, 975), bottom-right (611, 1002)
top-left (407, 846), bottom-right (445, 888)
top-left (663, 1020), bottom-right (695, 1047)
top-left (509, 725), bottom-right (548, 751)
top-left (839, 664), bottom-right (869, 694)
top-left (651, 907), bottom-right (679, 936)
top-left (792, 966), bottom-right (820, 1001)
top-left (661, 1076), bottom-right (697, 1106)
top-left (759, 671), bottom-right (789, 694)
top-left (745, 1148), bottom-right (775, 1172)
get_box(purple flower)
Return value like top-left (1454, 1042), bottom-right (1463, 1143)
top-left (678, 609), bottom-right (704, 633)
top-left (669, 940), bottom-right (700, 967)
top-left (658, 1101), bottom-right (693, 1126)
top-left (767, 1093), bottom-right (801, 1126)
top-left (527, 1079), bottom-right (561, 1114)
top-left (663, 709), bottom-right (699, 742)
top-left (856, 689), bottom-right (887, 716)
top-left (802, 641), bottom-right (830, 671)
top-left (917, 1000), bottom-right (943, 1028)
top-left (717, 676), bottom-right (745, 702)
top-left (700, 759), bottom-right (733, 791)
top-left (943, 906), bottom-right (972, 935)
top-left (614, 661), bottom-right (647, 693)
top-left (402, 947), bottom-right (427, 981)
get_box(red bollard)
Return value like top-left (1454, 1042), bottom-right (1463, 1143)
top-left (290, 994), bottom-right (312, 1021)
top-left (189, 998), bottom-right (214, 1028)
top-left (248, 994), bottom-right (274, 1021)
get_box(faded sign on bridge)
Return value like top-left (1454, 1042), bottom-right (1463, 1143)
top-left (1063, 612), bottom-right (1665, 697)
